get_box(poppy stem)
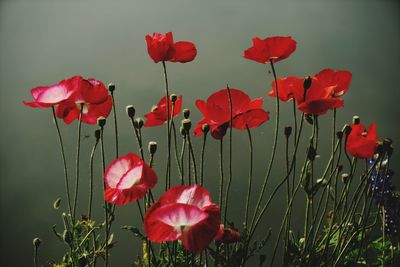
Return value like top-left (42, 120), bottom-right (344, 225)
top-left (200, 130), bottom-right (208, 187)
top-left (219, 139), bottom-right (225, 215)
top-left (244, 125), bottom-right (253, 229)
top-left (187, 133), bottom-right (198, 184)
top-left (180, 134), bottom-right (187, 185)
top-left (51, 107), bottom-right (73, 220)
top-left (88, 133), bottom-right (99, 219)
top-left (72, 105), bottom-right (83, 220)
top-left (33, 243), bottom-right (39, 267)
top-left (110, 89), bottom-right (119, 158)
top-left (249, 60), bottom-right (280, 232)
top-left (99, 124), bottom-right (110, 267)
top-left (172, 122), bottom-right (183, 181)
top-left (162, 61), bottom-right (172, 191)
top-left (224, 84), bottom-right (233, 225)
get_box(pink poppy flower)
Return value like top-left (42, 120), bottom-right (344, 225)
top-left (104, 153), bottom-right (157, 206)
top-left (194, 89), bottom-right (269, 139)
top-left (144, 185), bottom-right (220, 253)
top-left (55, 76), bottom-right (112, 124)
top-left (144, 95), bottom-right (183, 127)
top-left (23, 79), bottom-right (75, 108)
top-left (145, 32), bottom-right (197, 63)
top-left (243, 36), bottom-right (296, 64)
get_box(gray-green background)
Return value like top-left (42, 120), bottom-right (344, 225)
top-left (1, 0), bottom-right (399, 266)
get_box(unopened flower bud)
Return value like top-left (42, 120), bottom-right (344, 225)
top-left (352, 116), bottom-right (360, 125)
top-left (170, 94), bottom-right (178, 103)
top-left (183, 109), bottom-right (190, 119)
top-left (182, 119), bottom-right (192, 132)
top-left (303, 76), bottom-right (312, 90)
top-left (341, 173), bottom-right (350, 184)
top-left (94, 129), bottom-right (101, 140)
top-left (284, 126), bottom-right (292, 137)
top-left (148, 141), bottom-right (157, 155)
top-left (126, 105), bottom-right (135, 118)
top-left (202, 123), bottom-right (210, 134)
top-left (97, 117), bottom-right (106, 128)
top-left (134, 118), bottom-right (144, 129)
top-left (108, 83), bottom-right (115, 92)
top-left (33, 237), bottom-right (41, 247)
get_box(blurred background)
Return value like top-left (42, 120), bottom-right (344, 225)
top-left (0, 0), bottom-right (399, 266)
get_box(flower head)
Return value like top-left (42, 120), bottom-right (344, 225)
top-left (243, 36), bottom-right (296, 64)
top-left (194, 89), bottom-right (269, 139)
top-left (55, 76), bottom-right (112, 124)
top-left (23, 79), bottom-right (75, 108)
top-left (346, 123), bottom-right (378, 159)
top-left (104, 153), bottom-right (157, 206)
top-left (144, 95), bottom-right (183, 127)
top-left (268, 69), bottom-right (352, 115)
top-left (145, 32), bottom-right (197, 63)
top-left (144, 185), bottom-right (220, 253)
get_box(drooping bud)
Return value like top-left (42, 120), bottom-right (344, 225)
top-left (148, 141), bottom-right (157, 155)
top-left (108, 83), bottom-right (115, 92)
top-left (343, 124), bottom-right (352, 136)
top-left (170, 94), bottom-right (177, 103)
top-left (33, 237), bottom-right (42, 247)
top-left (126, 105), bottom-right (136, 118)
top-left (97, 117), bottom-right (106, 128)
top-left (341, 173), bottom-right (350, 184)
top-left (134, 118), bottom-right (144, 129)
top-left (352, 115), bottom-right (360, 125)
top-left (202, 123), bottom-right (210, 134)
top-left (182, 119), bottom-right (192, 132)
top-left (183, 108), bottom-right (190, 119)
top-left (303, 76), bottom-right (312, 90)
top-left (284, 126), bottom-right (292, 137)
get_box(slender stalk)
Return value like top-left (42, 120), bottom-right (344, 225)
top-left (180, 134), bottom-right (187, 185)
top-left (244, 125), bottom-right (253, 228)
top-left (172, 121), bottom-right (183, 180)
top-left (250, 60), bottom-right (280, 231)
top-left (161, 61), bottom-right (172, 190)
top-left (200, 131), bottom-right (208, 186)
top-left (51, 107), bottom-right (72, 218)
top-left (72, 105), bottom-right (83, 219)
top-left (219, 139), bottom-right (225, 214)
top-left (224, 85), bottom-right (233, 224)
top-left (33, 245), bottom-right (39, 267)
top-left (99, 125), bottom-right (109, 267)
top-left (88, 135), bottom-right (99, 219)
top-left (187, 134), bottom-right (198, 184)
top-left (110, 90), bottom-right (119, 158)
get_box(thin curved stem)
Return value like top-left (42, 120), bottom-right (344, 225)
top-left (200, 132), bottom-right (207, 186)
top-left (224, 85), bottom-right (233, 224)
top-left (244, 125), bottom-right (253, 229)
top-left (51, 107), bottom-right (72, 218)
top-left (72, 105), bottom-right (83, 219)
top-left (219, 139), bottom-right (225, 214)
top-left (88, 136), bottom-right (99, 219)
top-left (99, 125), bottom-right (109, 267)
top-left (250, 61), bottom-right (280, 231)
top-left (110, 90), bottom-right (119, 158)
top-left (162, 61), bottom-right (172, 191)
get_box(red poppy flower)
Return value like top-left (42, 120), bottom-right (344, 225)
top-left (215, 224), bottom-right (241, 244)
top-left (55, 76), bottom-right (112, 124)
top-left (144, 185), bottom-right (220, 253)
top-left (23, 79), bottom-right (75, 108)
top-left (269, 69), bottom-right (352, 115)
top-left (104, 153), bottom-right (157, 206)
top-left (144, 95), bottom-right (183, 127)
top-left (346, 123), bottom-right (378, 159)
top-left (194, 89), bottom-right (269, 139)
top-left (243, 36), bottom-right (296, 64)
top-left (145, 32), bottom-right (197, 63)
